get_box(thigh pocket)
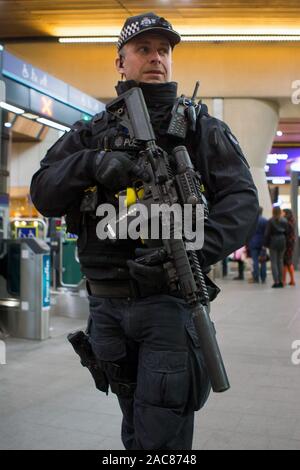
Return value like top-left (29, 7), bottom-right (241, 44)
top-left (137, 349), bottom-right (189, 408)
top-left (185, 321), bottom-right (211, 411)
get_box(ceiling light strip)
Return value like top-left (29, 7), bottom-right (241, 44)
top-left (58, 35), bottom-right (300, 44)
top-left (36, 117), bottom-right (70, 132)
top-left (0, 101), bottom-right (25, 114)
top-left (182, 35), bottom-right (300, 42)
top-left (59, 37), bottom-right (118, 43)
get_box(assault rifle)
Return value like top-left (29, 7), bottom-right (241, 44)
top-left (106, 87), bottom-right (230, 393)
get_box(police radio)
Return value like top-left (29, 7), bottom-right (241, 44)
top-left (167, 81), bottom-right (200, 139)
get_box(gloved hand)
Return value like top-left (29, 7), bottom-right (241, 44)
top-left (94, 150), bottom-right (150, 192)
top-left (127, 247), bottom-right (168, 289)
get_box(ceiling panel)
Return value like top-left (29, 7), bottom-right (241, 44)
top-left (1, 1), bottom-right (299, 141)
top-left (1, 0), bottom-right (300, 39)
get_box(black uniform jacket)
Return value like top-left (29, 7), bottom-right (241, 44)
top-left (30, 80), bottom-right (259, 272)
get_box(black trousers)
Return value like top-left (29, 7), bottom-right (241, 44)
top-left (88, 294), bottom-right (211, 450)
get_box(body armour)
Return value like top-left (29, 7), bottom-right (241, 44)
top-left (77, 81), bottom-right (191, 281)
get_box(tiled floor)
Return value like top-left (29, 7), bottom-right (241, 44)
top-left (0, 273), bottom-right (299, 450)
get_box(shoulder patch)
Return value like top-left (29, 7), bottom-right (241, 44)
top-left (223, 127), bottom-right (250, 168)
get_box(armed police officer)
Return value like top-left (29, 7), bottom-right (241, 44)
top-left (30, 12), bottom-right (259, 450)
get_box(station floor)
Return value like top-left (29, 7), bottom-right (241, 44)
top-left (0, 272), bottom-right (300, 450)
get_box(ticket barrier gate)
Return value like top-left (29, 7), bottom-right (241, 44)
top-left (0, 238), bottom-right (51, 340)
top-left (47, 220), bottom-right (89, 320)
top-left (50, 235), bottom-right (89, 320)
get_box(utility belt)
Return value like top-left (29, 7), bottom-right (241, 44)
top-left (87, 275), bottom-right (220, 302)
top-left (87, 278), bottom-right (182, 299)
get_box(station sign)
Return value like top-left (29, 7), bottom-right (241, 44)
top-left (16, 226), bottom-right (38, 238)
top-left (266, 147), bottom-right (300, 180)
top-left (2, 50), bottom-right (105, 116)
top-left (2, 51), bottom-right (68, 102)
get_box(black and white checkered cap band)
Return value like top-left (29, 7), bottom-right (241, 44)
top-left (117, 21), bottom-right (140, 50)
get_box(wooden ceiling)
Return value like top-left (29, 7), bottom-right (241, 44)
top-left (1, 2), bottom-right (299, 143)
top-left (1, 0), bottom-right (300, 40)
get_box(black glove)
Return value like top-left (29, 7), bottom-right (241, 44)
top-left (94, 151), bottom-right (150, 192)
top-left (127, 247), bottom-right (168, 289)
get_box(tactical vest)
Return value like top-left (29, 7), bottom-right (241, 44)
top-left (70, 105), bottom-right (204, 281)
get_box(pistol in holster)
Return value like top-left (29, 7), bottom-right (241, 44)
top-left (67, 330), bottom-right (109, 394)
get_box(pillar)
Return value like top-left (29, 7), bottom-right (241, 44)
top-left (222, 99), bottom-right (279, 219)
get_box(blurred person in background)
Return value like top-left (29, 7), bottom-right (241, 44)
top-left (282, 208), bottom-right (296, 286)
top-left (264, 207), bottom-right (288, 288)
top-left (248, 207), bottom-right (268, 283)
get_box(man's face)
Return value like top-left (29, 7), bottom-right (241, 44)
top-left (115, 33), bottom-right (172, 83)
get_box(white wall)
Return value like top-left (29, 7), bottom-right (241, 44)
top-left (9, 128), bottom-right (61, 189)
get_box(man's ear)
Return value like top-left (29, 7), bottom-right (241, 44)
top-left (115, 56), bottom-right (124, 73)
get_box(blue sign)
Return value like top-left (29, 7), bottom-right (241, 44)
top-left (2, 50), bottom-right (105, 116)
top-left (3, 51), bottom-right (68, 102)
top-left (17, 227), bottom-right (38, 238)
top-left (42, 255), bottom-right (51, 309)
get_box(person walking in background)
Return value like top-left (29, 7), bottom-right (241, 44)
top-left (264, 206), bottom-right (288, 288)
top-left (248, 206), bottom-right (268, 283)
top-left (283, 208), bottom-right (296, 286)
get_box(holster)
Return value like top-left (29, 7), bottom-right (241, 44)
top-left (67, 330), bottom-right (109, 394)
top-left (67, 330), bottom-right (136, 398)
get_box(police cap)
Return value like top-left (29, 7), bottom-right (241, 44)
top-left (117, 12), bottom-right (181, 51)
